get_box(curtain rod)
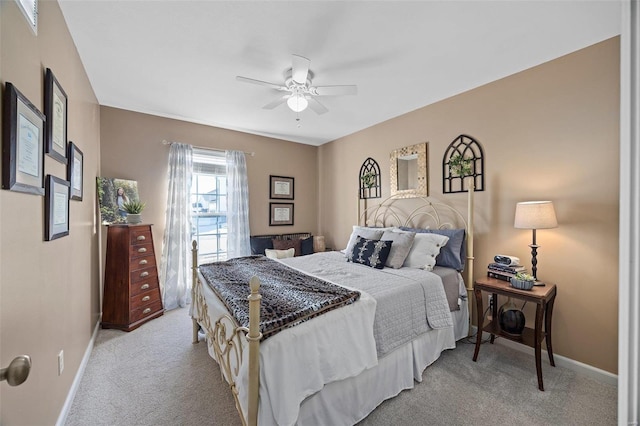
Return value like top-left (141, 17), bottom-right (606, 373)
top-left (161, 140), bottom-right (255, 157)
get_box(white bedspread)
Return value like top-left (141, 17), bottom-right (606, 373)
top-left (195, 251), bottom-right (455, 426)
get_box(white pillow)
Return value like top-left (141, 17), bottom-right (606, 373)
top-left (403, 233), bottom-right (449, 271)
top-left (344, 226), bottom-right (390, 254)
top-left (380, 229), bottom-right (416, 269)
top-left (265, 248), bottom-right (295, 259)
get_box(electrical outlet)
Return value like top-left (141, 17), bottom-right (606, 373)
top-left (58, 350), bottom-right (64, 376)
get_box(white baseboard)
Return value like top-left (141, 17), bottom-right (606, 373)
top-left (469, 325), bottom-right (617, 387)
top-left (56, 317), bottom-right (101, 426)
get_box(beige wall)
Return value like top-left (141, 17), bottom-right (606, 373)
top-left (319, 37), bottom-right (620, 373)
top-left (0, 2), bottom-right (101, 425)
top-left (99, 107), bottom-right (319, 264)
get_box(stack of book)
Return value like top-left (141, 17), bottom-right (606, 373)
top-left (487, 262), bottom-right (527, 282)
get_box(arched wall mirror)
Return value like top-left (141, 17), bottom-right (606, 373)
top-left (390, 142), bottom-right (428, 198)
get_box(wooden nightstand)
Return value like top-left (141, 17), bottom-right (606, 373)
top-left (472, 276), bottom-right (557, 391)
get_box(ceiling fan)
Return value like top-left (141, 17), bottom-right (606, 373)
top-left (236, 54), bottom-right (357, 115)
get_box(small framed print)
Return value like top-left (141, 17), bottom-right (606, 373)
top-left (45, 175), bottom-right (70, 241)
top-left (269, 202), bottom-right (294, 226)
top-left (44, 68), bottom-right (68, 164)
top-left (269, 175), bottom-right (294, 200)
top-left (67, 142), bottom-right (83, 201)
top-left (2, 82), bottom-right (45, 195)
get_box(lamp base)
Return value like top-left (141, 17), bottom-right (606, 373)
top-left (533, 280), bottom-right (546, 286)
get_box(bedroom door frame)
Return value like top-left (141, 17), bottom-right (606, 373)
top-left (618, 1), bottom-right (639, 424)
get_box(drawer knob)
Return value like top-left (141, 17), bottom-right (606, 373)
top-left (137, 235), bottom-right (146, 241)
top-left (139, 259), bottom-right (148, 265)
top-left (138, 248), bottom-right (147, 253)
top-left (140, 284), bottom-right (150, 290)
top-left (140, 271), bottom-right (149, 278)
top-left (143, 308), bottom-right (151, 314)
top-left (142, 296), bottom-right (151, 302)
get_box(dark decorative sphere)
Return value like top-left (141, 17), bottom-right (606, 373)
top-left (498, 303), bottom-right (525, 335)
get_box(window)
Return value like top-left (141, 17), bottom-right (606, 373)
top-left (191, 149), bottom-right (227, 263)
top-left (16, 0), bottom-right (38, 34)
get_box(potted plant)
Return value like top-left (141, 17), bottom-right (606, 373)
top-left (122, 200), bottom-right (146, 224)
top-left (510, 272), bottom-right (536, 290)
top-left (448, 154), bottom-right (473, 178)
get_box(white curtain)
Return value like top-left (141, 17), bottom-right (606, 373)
top-left (160, 143), bottom-right (193, 310)
top-left (226, 150), bottom-right (251, 258)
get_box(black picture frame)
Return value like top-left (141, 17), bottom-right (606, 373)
top-left (269, 202), bottom-right (294, 226)
top-left (45, 175), bottom-right (70, 241)
top-left (2, 82), bottom-right (46, 195)
top-left (269, 175), bottom-right (294, 200)
top-left (44, 68), bottom-right (68, 164)
top-left (67, 142), bottom-right (84, 201)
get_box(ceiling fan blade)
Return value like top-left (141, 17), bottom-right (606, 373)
top-left (236, 76), bottom-right (287, 91)
top-left (262, 95), bottom-right (289, 110)
top-left (311, 85), bottom-right (358, 96)
top-left (307, 97), bottom-right (328, 115)
top-left (291, 54), bottom-right (310, 84)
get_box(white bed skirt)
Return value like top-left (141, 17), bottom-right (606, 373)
top-left (292, 299), bottom-right (469, 426)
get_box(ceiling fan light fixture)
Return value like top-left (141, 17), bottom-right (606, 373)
top-left (287, 94), bottom-right (308, 112)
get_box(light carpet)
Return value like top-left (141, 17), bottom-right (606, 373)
top-left (65, 307), bottom-right (616, 426)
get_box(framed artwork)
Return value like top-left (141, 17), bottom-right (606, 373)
top-left (2, 82), bottom-right (45, 195)
top-left (45, 175), bottom-right (70, 241)
top-left (269, 202), bottom-right (294, 226)
top-left (269, 175), bottom-right (294, 200)
top-left (44, 68), bottom-right (68, 164)
top-left (96, 177), bottom-right (140, 225)
top-left (67, 142), bottom-right (84, 201)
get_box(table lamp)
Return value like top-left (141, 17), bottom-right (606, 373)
top-left (514, 201), bottom-right (558, 284)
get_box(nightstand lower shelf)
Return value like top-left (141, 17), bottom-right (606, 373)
top-left (482, 321), bottom-right (544, 348)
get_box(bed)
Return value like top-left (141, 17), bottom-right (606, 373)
top-left (190, 194), bottom-right (475, 426)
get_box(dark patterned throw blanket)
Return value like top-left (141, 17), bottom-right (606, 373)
top-left (199, 256), bottom-right (360, 340)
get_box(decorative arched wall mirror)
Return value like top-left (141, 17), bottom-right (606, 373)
top-left (390, 142), bottom-right (428, 198)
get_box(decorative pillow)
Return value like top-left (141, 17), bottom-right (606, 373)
top-left (250, 237), bottom-right (273, 255)
top-left (344, 226), bottom-right (389, 254)
top-left (272, 238), bottom-right (302, 256)
top-left (400, 227), bottom-right (466, 271)
top-left (348, 236), bottom-right (393, 269)
top-left (300, 236), bottom-right (314, 256)
top-left (265, 248), bottom-right (295, 259)
top-left (403, 233), bottom-right (450, 271)
top-left (380, 229), bottom-right (416, 269)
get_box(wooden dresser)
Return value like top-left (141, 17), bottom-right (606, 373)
top-left (102, 224), bottom-right (164, 331)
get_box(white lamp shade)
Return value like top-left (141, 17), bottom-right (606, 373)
top-left (287, 95), bottom-right (308, 112)
top-left (514, 201), bottom-right (558, 229)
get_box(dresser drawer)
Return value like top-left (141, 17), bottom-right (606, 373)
top-left (131, 279), bottom-right (159, 296)
top-left (130, 266), bottom-right (158, 284)
top-left (130, 253), bottom-right (157, 271)
top-left (131, 300), bottom-right (163, 323)
top-left (130, 227), bottom-right (152, 245)
top-left (131, 289), bottom-right (160, 310)
top-left (130, 243), bottom-right (154, 258)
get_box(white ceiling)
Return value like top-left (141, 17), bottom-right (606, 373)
top-left (58, 1), bottom-right (621, 146)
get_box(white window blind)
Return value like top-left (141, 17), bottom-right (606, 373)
top-left (16, 0), bottom-right (37, 34)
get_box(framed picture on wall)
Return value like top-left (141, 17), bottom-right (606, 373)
top-left (45, 175), bottom-right (70, 241)
top-left (269, 175), bottom-right (294, 200)
top-left (44, 68), bottom-right (68, 164)
top-left (269, 202), bottom-right (294, 226)
top-left (2, 82), bottom-right (46, 196)
top-left (67, 142), bottom-right (84, 201)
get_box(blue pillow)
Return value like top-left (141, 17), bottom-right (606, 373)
top-left (348, 236), bottom-right (393, 269)
top-left (301, 236), bottom-right (314, 256)
top-left (400, 227), bottom-right (466, 271)
top-left (250, 237), bottom-right (274, 256)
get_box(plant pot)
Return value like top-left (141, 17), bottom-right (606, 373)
top-left (126, 213), bottom-right (142, 224)
top-left (510, 277), bottom-right (535, 290)
top-left (498, 298), bottom-right (525, 336)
